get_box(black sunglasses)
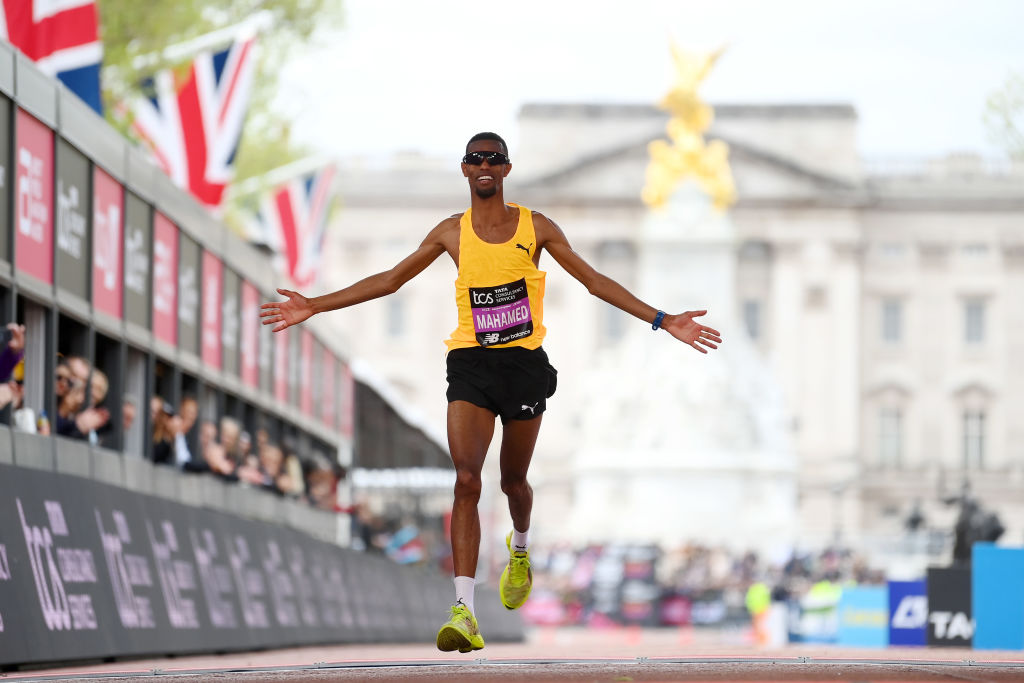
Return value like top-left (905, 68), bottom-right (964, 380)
top-left (462, 151), bottom-right (509, 166)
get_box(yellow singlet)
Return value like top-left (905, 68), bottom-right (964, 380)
top-left (445, 203), bottom-right (547, 351)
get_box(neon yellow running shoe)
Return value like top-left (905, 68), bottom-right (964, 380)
top-left (499, 531), bottom-right (532, 610)
top-left (435, 601), bottom-right (485, 653)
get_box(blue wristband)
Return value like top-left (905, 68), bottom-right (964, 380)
top-left (652, 310), bottom-right (666, 330)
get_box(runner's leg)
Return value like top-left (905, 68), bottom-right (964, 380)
top-left (447, 400), bottom-right (496, 577)
top-left (499, 414), bottom-right (543, 535)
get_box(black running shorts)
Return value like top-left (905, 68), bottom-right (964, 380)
top-left (445, 346), bottom-right (557, 424)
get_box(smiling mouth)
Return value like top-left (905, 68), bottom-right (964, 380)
top-left (477, 175), bottom-right (494, 182)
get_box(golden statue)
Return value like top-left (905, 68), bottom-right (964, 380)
top-left (642, 43), bottom-right (736, 211)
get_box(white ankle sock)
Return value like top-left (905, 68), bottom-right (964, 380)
top-left (511, 527), bottom-right (529, 552)
top-left (454, 575), bottom-right (475, 614)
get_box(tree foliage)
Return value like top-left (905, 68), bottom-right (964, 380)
top-left (984, 70), bottom-right (1024, 160)
top-left (96, 0), bottom-right (345, 184)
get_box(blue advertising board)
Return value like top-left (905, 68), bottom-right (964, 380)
top-left (837, 586), bottom-right (888, 648)
top-left (972, 544), bottom-right (1024, 650)
top-left (888, 580), bottom-right (927, 646)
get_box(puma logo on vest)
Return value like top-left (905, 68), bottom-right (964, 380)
top-left (515, 242), bottom-right (533, 255)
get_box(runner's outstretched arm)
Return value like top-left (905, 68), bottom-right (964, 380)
top-left (535, 213), bottom-right (722, 354)
top-left (260, 219), bottom-right (453, 332)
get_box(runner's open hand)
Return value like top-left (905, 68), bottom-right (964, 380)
top-left (260, 288), bottom-right (313, 332)
top-left (662, 310), bottom-right (722, 354)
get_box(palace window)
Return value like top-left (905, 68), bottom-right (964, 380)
top-left (879, 407), bottom-right (902, 467)
top-left (964, 299), bottom-right (986, 344)
top-left (963, 410), bottom-right (985, 469)
top-left (743, 299), bottom-right (762, 341)
top-left (387, 297), bottom-right (405, 338)
top-left (881, 299), bottom-right (902, 344)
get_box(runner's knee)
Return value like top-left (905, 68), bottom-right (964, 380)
top-left (500, 476), bottom-right (531, 500)
top-left (454, 468), bottom-right (483, 501)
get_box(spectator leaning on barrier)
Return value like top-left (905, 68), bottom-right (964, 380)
top-left (278, 439), bottom-right (306, 498)
top-left (179, 396), bottom-right (199, 438)
top-left (303, 454), bottom-right (337, 510)
top-left (55, 356), bottom-right (110, 441)
top-left (219, 416), bottom-right (243, 462)
top-left (238, 429), bottom-right (253, 463)
top-left (55, 373), bottom-right (86, 437)
top-left (6, 361), bottom-right (28, 418)
top-left (87, 368), bottom-right (111, 445)
top-left (183, 419), bottom-right (242, 481)
top-left (281, 449), bottom-right (306, 498)
top-left (151, 399), bottom-right (176, 464)
top-left (0, 323), bottom-right (25, 380)
top-left (169, 395), bottom-right (199, 467)
top-left (0, 323), bottom-right (25, 411)
top-left (122, 394), bottom-right (138, 433)
top-left (55, 359), bottom-right (74, 404)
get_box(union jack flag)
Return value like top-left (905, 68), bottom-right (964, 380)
top-left (252, 164), bottom-right (337, 289)
top-left (1, 0), bottom-right (103, 114)
top-left (130, 36), bottom-right (257, 210)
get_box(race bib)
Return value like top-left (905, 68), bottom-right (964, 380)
top-left (469, 278), bottom-right (533, 346)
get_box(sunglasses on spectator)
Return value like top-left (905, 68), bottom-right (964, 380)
top-left (462, 151), bottom-right (510, 166)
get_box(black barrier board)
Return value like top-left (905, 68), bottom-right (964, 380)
top-left (0, 95), bottom-right (10, 265)
top-left (54, 138), bottom-right (90, 298)
top-left (123, 191), bottom-right (151, 329)
top-left (177, 235), bottom-right (200, 356)
top-left (0, 462), bottom-right (524, 666)
top-left (926, 566), bottom-right (972, 647)
top-left (221, 268), bottom-right (240, 377)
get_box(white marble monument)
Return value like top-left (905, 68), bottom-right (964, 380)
top-left (567, 183), bottom-right (799, 554)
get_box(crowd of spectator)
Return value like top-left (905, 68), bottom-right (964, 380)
top-left (0, 323), bottom-right (115, 442)
top-left (349, 506), bottom-right (452, 568)
top-left (0, 320), bottom-right (347, 515)
top-left (146, 392), bottom-right (343, 508)
top-left (148, 395), bottom-right (348, 512)
top-left (147, 395), bottom-right (348, 511)
top-left (511, 541), bottom-right (886, 628)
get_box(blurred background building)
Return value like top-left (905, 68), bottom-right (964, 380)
top-left (322, 101), bottom-right (1024, 572)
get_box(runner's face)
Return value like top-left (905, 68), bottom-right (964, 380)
top-left (462, 141), bottom-right (510, 199)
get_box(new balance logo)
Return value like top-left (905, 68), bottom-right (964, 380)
top-left (521, 402), bottom-right (539, 415)
top-left (515, 242), bottom-right (533, 255)
top-left (482, 333), bottom-right (500, 344)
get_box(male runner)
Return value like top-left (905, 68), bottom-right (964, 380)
top-left (260, 132), bottom-right (723, 652)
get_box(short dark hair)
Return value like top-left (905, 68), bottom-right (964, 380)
top-left (466, 132), bottom-right (507, 156)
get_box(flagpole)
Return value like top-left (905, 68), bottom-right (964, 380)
top-left (130, 11), bottom-right (273, 71)
top-left (224, 156), bottom-right (339, 202)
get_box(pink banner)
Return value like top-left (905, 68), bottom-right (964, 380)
top-left (201, 251), bottom-right (223, 369)
top-left (92, 166), bottom-right (123, 318)
top-left (300, 330), bottom-right (314, 415)
top-left (274, 327), bottom-right (289, 403)
top-left (240, 281), bottom-right (260, 388)
top-left (15, 109), bottom-right (54, 284)
top-left (152, 213), bottom-right (178, 345)
top-left (339, 363), bottom-right (354, 438)
top-left (320, 349), bottom-right (336, 429)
